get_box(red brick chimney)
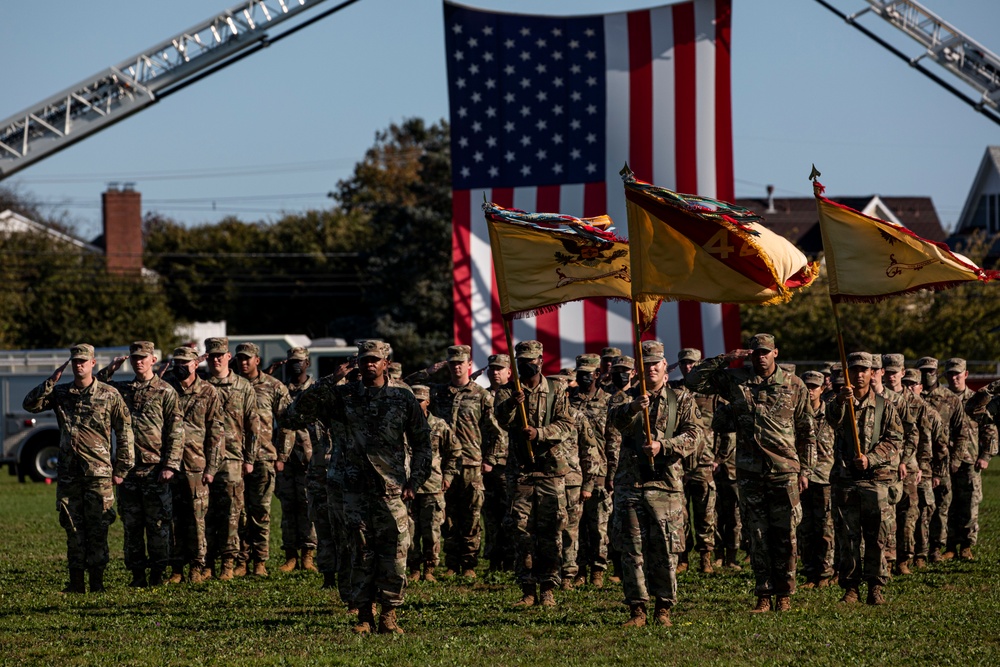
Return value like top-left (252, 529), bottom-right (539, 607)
top-left (102, 183), bottom-right (142, 276)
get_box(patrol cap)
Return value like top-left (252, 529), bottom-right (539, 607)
top-left (601, 346), bottom-right (623, 360)
top-left (515, 340), bottom-right (543, 359)
top-left (802, 370), bottom-right (825, 387)
top-left (447, 345), bottom-right (471, 362)
top-left (641, 340), bottom-right (665, 363)
top-left (612, 355), bottom-right (635, 370)
top-left (748, 333), bottom-right (775, 351)
top-left (235, 342), bottom-right (260, 358)
top-left (488, 354), bottom-right (510, 368)
top-left (831, 363), bottom-right (845, 386)
top-left (575, 353), bottom-right (600, 372)
top-left (411, 384), bottom-right (430, 402)
top-left (129, 341), bottom-right (155, 358)
top-left (388, 362), bottom-right (402, 379)
top-left (357, 339), bottom-right (391, 360)
top-left (779, 363), bottom-right (797, 375)
top-left (171, 346), bottom-right (199, 362)
top-left (69, 343), bottom-right (95, 361)
top-left (901, 368), bottom-right (922, 385)
top-left (869, 354), bottom-right (882, 370)
top-left (945, 358), bottom-right (967, 374)
top-left (882, 354), bottom-right (905, 372)
top-left (678, 348), bottom-right (702, 363)
top-left (205, 337), bottom-right (229, 355)
top-left (286, 347), bottom-right (309, 361)
top-left (847, 351), bottom-right (873, 368)
top-left (915, 356), bottom-right (939, 371)
top-left (820, 361), bottom-right (834, 377)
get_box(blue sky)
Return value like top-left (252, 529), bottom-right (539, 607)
top-left (2, 0), bottom-right (998, 239)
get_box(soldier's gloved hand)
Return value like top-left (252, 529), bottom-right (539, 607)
top-left (853, 454), bottom-right (869, 471)
top-left (630, 394), bottom-right (650, 414)
top-left (642, 440), bottom-right (662, 457)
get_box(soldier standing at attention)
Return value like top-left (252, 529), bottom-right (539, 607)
top-left (204, 337), bottom-right (259, 581)
top-left (277, 347), bottom-right (320, 574)
top-left (97, 341), bottom-right (184, 588)
top-left (914, 356), bottom-right (958, 562)
top-left (685, 333), bottom-right (815, 613)
top-left (604, 355), bottom-right (636, 583)
top-left (495, 340), bottom-right (575, 608)
top-left (597, 347), bottom-right (624, 395)
top-left (482, 354), bottom-right (512, 572)
top-left (164, 346), bottom-right (224, 584)
top-left (798, 370), bottom-right (836, 588)
top-left (901, 369), bottom-right (947, 569)
top-left (286, 340), bottom-right (431, 635)
top-left (24, 344), bottom-right (134, 593)
top-left (609, 340), bottom-right (699, 627)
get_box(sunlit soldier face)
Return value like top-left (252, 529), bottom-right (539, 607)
top-left (130, 354), bottom-right (155, 377)
top-left (644, 359), bottom-right (667, 388)
top-left (807, 384), bottom-right (823, 402)
top-left (488, 365), bottom-right (511, 386)
top-left (72, 358), bottom-right (96, 380)
top-left (679, 360), bottom-right (696, 377)
top-left (946, 370), bottom-right (967, 392)
top-left (449, 359), bottom-right (471, 384)
top-left (208, 352), bottom-right (231, 376)
top-left (752, 347), bottom-right (778, 376)
top-left (237, 354), bottom-right (260, 376)
top-left (848, 366), bottom-right (872, 392)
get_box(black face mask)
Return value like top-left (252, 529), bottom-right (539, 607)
top-left (576, 371), bottom-right (594, 391)
top-left (612, 371), bottom-right (631, 390)
top-left (288, 362), bottom-right (305, 376)
top-left (517, 360), bottom-right (540, 380)
top-left (172, 364), bottom-right (192, 381)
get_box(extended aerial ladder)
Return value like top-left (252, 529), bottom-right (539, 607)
top-left (0, 0), bottom-right (360, 180)
top-left (815, 0), bottom-right (1000, 127)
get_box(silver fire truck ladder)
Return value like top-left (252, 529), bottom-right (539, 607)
top-left (0, 0), bottom-right (361, 180)
top-left (815, 0), bottom-right (1000, 128)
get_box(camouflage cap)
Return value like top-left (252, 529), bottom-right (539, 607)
top-left (357, 339), bottom-right (391, 360)
top-left (600, 346), bottom-right (623, 360)
top-left (205, 337), bottom-right (229, 355)
top-left (129, 341), bottom-right (155, 358)
top-left (612, 355), bottom-right (635, 370)
top-left (411, 384), bottom-right (430, 401)
top-left (678, 348), bottom-right (702, 363)
top-left (69, 343), bottom-right (95, 361)
top-left (779, 363), bottom-right (797, 375)
top-left (801, 370), bottom-right (825, 387)
top-left (447, 345), bottom-right (472, 362)
top-left (847, 351), bottom-right (873, 368)
top-left (641, 340), bottom-right (665, 363)
top-left (820, 361), bottom-right (835, 376)
top-left (915, 356), bottom-right (939, 371)
top-left (171, 346), bottom-right (199, 362)
top-left (388, 362), bottom-right (402, 379)
top-left (902, 368), bottom-right (922, 384)
top-left (575, 353), bottom-right (600, 372)
top-left (235, 342), bottom-right (260, 358)
top-left (869, 354), bottom-right (882, 370)
top-left (882, 353), bottom-right (905, 372)
top-left (748, 333), bottom-right (776, 351)
top-left (286, 346), bottom-right (309, 361)
top-left (487, 353), bottom-right (510, 368)
top-left (515, 340), bottom-right (543, 359)
top-left (945, 358), bottom-right (967, 374)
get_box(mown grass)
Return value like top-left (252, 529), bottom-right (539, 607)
top-left (0, 472), bottom-right (998, 666)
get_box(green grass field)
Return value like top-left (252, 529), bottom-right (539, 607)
top-left (1, 472), bottom-right (998, 666)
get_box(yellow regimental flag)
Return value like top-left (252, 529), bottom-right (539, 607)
top-left (621, 167), bottom-right (818, 330)
top-left (484, 202), bottom-right (657, 324)
top-left (814, 181), bottom-right (998, 302)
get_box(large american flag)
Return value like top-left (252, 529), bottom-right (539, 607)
top-left (446, 0), bottom-right (741, 375)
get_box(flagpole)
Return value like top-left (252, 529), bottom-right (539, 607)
top-left (830, 299), bottom-right (863, 459)
top-left (501, 316), bottom-right (534, 464)
top-left (631, 301), bottom-right (656, 467)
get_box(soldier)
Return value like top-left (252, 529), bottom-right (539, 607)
top-left (495, 340), bottom-right (575, 608)
top-left (828, 352), bottom-right (903, 605)
top-left (685, 333), bottom-right (814, 613)
top-left (234, 342), bottom-right (293, 577)
top-left (277, 347), bottom-right (320, 573)
top-left (711, 401), bottom-right (742, 571)
top-left (204, 337), bottom-right (260, 581)
top-left (407, 385), bottom-right (460, 581)
top-left (286, 339), bottom-right (432, 635)
top-left (164, 346), bottom-right (224, 584)
top-left (387, 362), bottom-right (403, 381)
top-left (798, 370), bottom-right (836, 588)
top-left (598, 347), bottom-right (624, 394)
top-left (24, 344), bottom-right (134, 593)
top-left (483, 353), bottom-right (513, 572)
top-left (604, 354), bottom-right (636, 582)
top-left (607, 340), bottom-right (699, 627)
top-left (915, 356), bottom-right (957, 562)
top-left (97, 341), bottom-right (184, 587)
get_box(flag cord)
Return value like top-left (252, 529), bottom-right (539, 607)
top-left (502, 317), bottom-right (534, 464)
top-left (830, 300), bottom-right (864, 460)
top-left (631, 301), bottom-right (657, 467)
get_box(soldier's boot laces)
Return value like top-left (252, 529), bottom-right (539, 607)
top-left (622, 603), bottom-right (647, 628)
top-left (913, 557), bottom-right (927, 569)
top-left (351, 603), bottom-right (377, 635)
top-left (775, 595), bottom-right (791, 612)
top-left (378, 607), bottom-right (404, 635)
top-left (233, 561), bottom-right (248, 577)
top-left (539, 583), bottom-right (557, 607)
top-left (653, 601), bottom-right (672, 627)
top-left (590, 569), bottom-right (604, 589)
top-left (218, 558), bottom-right (235, 581)
top-left (513, 584), bottom-right (537, 608)
top-left (321, 572), bottom-right (337, 589)
top-left (278, 549), bottom-right (299, 573)
top-left (253, 561), bottom-right (268, 577)
top-left (867, 585), bottom-right (886, 606)
top-left (61, 568), bottom-right (86, 595)
top-left (839, 587), bottom-right (860, 604)
top-left (725, 548), bottom-right (742, 571)
top-left (960, 547), bottom-right (975, 561)
top-left (148, 568), bottom-right (165, 587)
top-left (87, 568), bottom-right (105, 593)
top-left (422, 565), bottom-right (436, 582)
top-left (700, 552), bottom-right (714, 574)
top-left (301, 548), bottom-right (318, 572)
top-left (129, 569), bottom-right (148, 588)
top-left (750, 596), bottom-right (772, 613)
top-left (897, 559), bottom-right (912, 575)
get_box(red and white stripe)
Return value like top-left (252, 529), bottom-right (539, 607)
top-left (453, 0), bottom-right (741, 375)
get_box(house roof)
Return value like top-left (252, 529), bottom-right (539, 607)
top-left (956, 146), bottom-right (1000, 232)
top-left (0, 209), bottom-right (103, 253)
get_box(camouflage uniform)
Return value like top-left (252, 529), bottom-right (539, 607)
top-left (23, 344), bottom-right (134, 588)
top-left (165, 347), bottom-right (225, 574)
top-left (685, 334), bottom-right (815, 603)
top-left (901, 369), bottom-right (947, 564)
top-left (97, 341), bottom-right (184, 579)
top-left (798, 371), bottom-right (836, 585)
top-left (277, 349), bottom-right (319, 563)
top-left (711, 403), bottom-right (742, 563)
top-left (608, 341), bottom-right (699, 617)
top-left (917, 357), bottom-right (959, 559)
top-left (323, 401), bottom-right (353, 606)
top-left (604, 355), bottom-right (635, 580)
top-left (482, 354), bottom-right (513, 571)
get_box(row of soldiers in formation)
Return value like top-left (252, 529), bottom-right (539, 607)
top-left (24, 334), bottom-right (997, 634)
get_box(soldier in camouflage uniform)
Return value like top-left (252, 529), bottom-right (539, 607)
top-left (685, 333), bottom-right (815, 613)
top-left (235, 342), bottom-right (294, 577)
top-left (798, 371), bottom-right (836, 588)
top-left (24, 344), bottom-right (134, 593)
top-left (495, 340), bottom-right (575, 608)
top-left (387, 362), bottom-right (403, 381)
top-left (915, 356), bottom-right (958, 562)
top-left (164, 346), bottom-right (224, 584)
top-left (204, 337), bottom-right (260, 580)
top-left (277, 347), bottom-right (319, 574)
top-left (407, 385), bottom-right (460, 581)
top-left (97, 341), bottom-right (184, 587)
top-left (828, 352), bottom-right (903, 606)
top-left (604, 354), bottom-right (636, 582)
top-left (286, 339), bottom-right (431, 635)
top-left (597, 347), bottom-right (624, 395)
top-left (483, 354), bottom-right (513, 572)
top-left (711, 402), bottom-right (742, 570)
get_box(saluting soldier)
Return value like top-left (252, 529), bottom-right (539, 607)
top-left (799, 370), bottom-right (836, 588)
top-left (482, 354), bottom-right (513, 572)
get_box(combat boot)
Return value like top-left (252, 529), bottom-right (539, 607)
top-left (676, 561), bottom-right (689, 574)
top-left (61, 568), bottom-right (86, 595)
top-left (652, 600), bottom-right (672, 626)
top-left (462, 568), bottom-right (477, 579)
top-left (940, 550), bottom-right (956, 561)
top-left (817, 578), bottom-right (833, 589)
top-left (301, 548), bottom-right (318, 572)
top-left (913, 557), bottom-right (927, 569)
top-left (278, 549), bottom-right (298, 573)
top-left (167, 565), bottom-right (184, 584)
top-left (422, 565), bottom-right (436, 582)
top-left (88, 567), bottom-right (105, 593)
top-left (622, 602), bottom-right (647, 627)
top-left (960, 547), bottom-right (975, 561)
top-left (148, 568), bottom-right (165, 586)
top-left (442, 568), bottom-right (458, 577)
top-left (253, 561), bottom-right (268, 577)
top-left (774, 595), bottom-right (791, 612)
top-left (233, 560), bottom-right (248, 577)
top-left (928, 550), bottom-right (941, 563)
top-left (218, 557), bottom-right (235, 581)
top-left (574, 573), bottom-right (587, 588)
top-left (189, 565), bottom-right (207, 584)
top-left (799, 580), bottom-right (816, 590)
top-left (561, 577), bottom-right (574, 591)
top-left (539, 583), bottom-right (557, 607)
top-left (352, 603), bottom-right (376, 635)
top-left (699, 552), bottom-right (714, 574)
top-left (378, 607), bottom-right (404, 635)
top-left (513, 584), bottom-right (537, 608)
top-left (129, 569), bottom-right (148, 588)
top-left (867, 584), bottom-right (886, 606)
top-left (839, 587), bottom-right (860, 604)
top-left (321, 572), bottom-right (337, 589)
top-left (896, 559), bottom-right (912, 575)
top-left (590, 569), bottom-right (604, 589)
top-left (408, 567), bottom-right (421, 582)
top-left (725, 548), bottom-right (742, 571)
top-left (749, 596), bottom-right (771, 613)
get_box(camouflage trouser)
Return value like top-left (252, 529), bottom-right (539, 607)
top-left (914, 480), bottom-right (936, 559)
top-left (948, 463), bottom-right (983, 549)
top-left (444, 466), bottom-right (484, 571)
top-left (833, 482), bottom-right (891, 588)
top-left (683, 467), bottom-right (717, 555)
top-left (612, 487), bottom-right (684, 608)
top-left (930, 474), bottom-right (952, 553)
top-left (207, 460), bottom-right (244, 561)
top-left (276, 456), bottom-right (316, 551)
top-left (561, 485), bottom-right (582, 579)
top-left (482, 464), bottom-right (513, 569)
top-left (57, 475), bottom-right (116, 570)
top-left (737, 471), bottom-right (801, 597)
top-left (119, 468), bottom-right (173, 571)
top-left (505, 474), bottom-right (567, 587)
top-left (326, 479), bottom-right (353, 606)
top-left (307, 475), bottom-right (335, 574)
top-left (239, 461), bottom-right (276, 564)
top-left (407, 492), bottom-right (445, 569)
top-left (884, 480), bottom-right (903, 562)
top-left (714, 475), bottom-right (741, 552)
top-left (895, 474), bottom-right (919, 561)
top-left (798, 483), bottom-right (834, 582)
top-left (579, 486), bottom-right (611, 572)
top-left (170, 472), bottom-right (209, 567)
top-left (344, 490), bottom-right (409, 608)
